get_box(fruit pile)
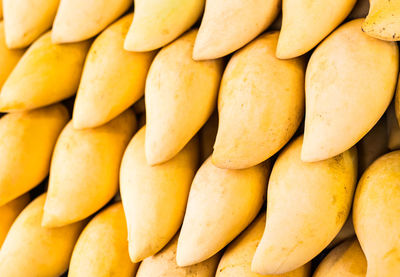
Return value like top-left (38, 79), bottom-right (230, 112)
top-left (0, 0), bottom-right (399, 276)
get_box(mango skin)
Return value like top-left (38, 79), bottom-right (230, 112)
top-left (353, 151), bottom-right (400, 277)
top-left (120, 126), bottom-right (199, 262)
top-left (136, 233), bottom-right (220, 277)
top-left (124, 0), bottom-right (204, 52)
top-left (252, 136), bottom-right (357, 275)
top-left (327, 216), bottom-right (355, 249)
top-left (0, 194), bottom-right (85, 277)
top-left (177, 158), bottom-right (269, 266)
top-left (0, 104), bottom-right (69, 206)
top-left (69, 202), bottom-right (138, 277)
top-left (52, 0), bottom-right (131, 43)
top-left (145, 29), bottom-right (223, 165)
top-left (73, 14), bottom-right (155, 129)
top-left (193, 0), bottom-right (280, 60)
top-left (212, 31), bottom-right (304, 169)
top-left (216, 213), bottom-right (311, 277)
top-left (302, 19), bottom-right (398, 162)
top-left (43, 110), bottom-right (136, 227)
top-left (0, 31), bottom-right (91, 112)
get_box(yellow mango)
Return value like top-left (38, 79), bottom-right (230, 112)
top-left (348, 0), bottom-right (370, 19)
top-left (362, 0), bottom-right (400, 41)
top-left (252, 136), bottom-right (357, 275)
top-left (212, 31), bottom-right (304, 169)
top-left (120, 126), bottom-right (199, 262)
top-left (52, 0), bottom-right (131, 43)
top-left (0, 193), bottom-right (30, 247)
top-left (0, 104), bottom-right (69, 206)
top-left (177, 158), bottom-right (269, 266)
top-left (73, 14), bottom-right (155, 129)
top-left (313, 238), bottom-right (367, 277)
top-left (137, 233), bottom-right (220, 277)
top-left (0, 0), bottom-right (2, 19)
top-left (0, 31), bottom-right (91, 112)
top-left (2, 0), bottom-right (59, 48)
top-left (43, 110), bottom-right (136, 227)
top-left (216, 213), bottom-right (311, 277)
top-left (353, 151), bottom-right (400, 277)
top-left (0, 194), bottom-right (85, 276)
top-left (124, 0), bottom-right (204, 52)
top-left (302, 19), bottom-right (398, 162)
top-left (69, 202), bottom-right (138, 277)
top-left (193, 0), bottom-right (280, 60)
top-left (145, 30), bottom-right (223, 165)
top-left (388, 103), bottom-right (400, 150)
top-left (327, 216), bottom-right (355, 249)
top-left (199, 112), bottom-right (218, 162)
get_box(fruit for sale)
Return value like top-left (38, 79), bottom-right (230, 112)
top-left (0, 194), bottom-right (85, 276)
top-left (252, 136), bottom-right (357, 274)
top-left (52, 0), bottom-right (131, 43)
top-left (69, 202), bottom-right (138, 277)
top-left (213, 31), bottom-right (304, 169)
top-left (0, 31), bottom-right (91, 112)
top-left (353, 151), bottom-right (400, 277)
top-left (199, 112), bottom-right (218, 162)
top-left (177, 158), bottom-right (269, 266)
top-left (73, 14), bottom-right (155, 129)
top-left (120, 127), bottom-right (199, 262)
top-left (43, 110), bottom-right (136, 227)
top-left (124, 0), bottom-right (204, 51)
top-left (145, 30), bottom-right (223, 165)
top-left (302, 19), bottom-right (398, 162)
top-left (0, 104), bottom-right (69, 206)
top-left (193, 0), bottom-right (280, 60)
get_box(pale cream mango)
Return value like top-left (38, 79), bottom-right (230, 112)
top-left (69, 202), bottom-right (138, 277)
top-left (388, 103), bottom-right (400, 150)
top-left (0, 0), bottom-right (2, 19)
top-left (177, 158), bottom-right (269, 266)
top-left (124, 0), bottom-right (204, 52)
top-left (302, 19), bottom-right (398, 162)
top-left (216, 213), bottom-right (311, 277)
top-left (213, 31), bottom-right (304, 169)
top-left (52, 0), bottom-right (131, 43)
top-left (313, 238), bottom-right (367, 277)
top-left (0, 104), bottom-right (69, 206)
top-left (43, 110), bottom-right (136, 227)
top-left (327, 216), bottom-right (355, 249)
top-left (199, 112), bottom-right (218, 162)
top-left (137, 233), bottom-right (220, 277)
top-left (73, 14), bottom-right (155, 129)
top-left (0, 194), bottom-right (85, 276)
top-left (0, 193), bottom-right (30, 247)
top-left (193, 0), bottom-right (280, 60)
top-left (348, 0), bottom-right (370, 19)
top-left (362, 0), bottom-right (400, 41)
top-left (353, 151), bottom-right (400, 277)
top-left (0, 31), bottom-right (91, 112)
top-left (2, 0), bottom-right (59, 48)
top-left (120, 127), bottom-right (199, 262)
top-left (145, 30), bottom-right (223, 165)
top-left (252, 136), bottom-right (357, 275)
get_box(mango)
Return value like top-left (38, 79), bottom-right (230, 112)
top-left (327, 216), bottom-right (355, 249)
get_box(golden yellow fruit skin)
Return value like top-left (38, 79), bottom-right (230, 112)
top-left (313, 238), bottom-right (367, 277)
top-left (73, 14), bottom-right (156, 129)
top-left (353, 151), bottom-right (400, 277)
top-left (124, 0), bottom-right (204, 52)
top-left (216, 213), bottom-right (311, 277)
top-left (0, 194), bottom-right (85, 277)
top-left (193, 0), bottom-right (280, 60)
top-left (145, 30), bottom-right (223, 165)
top-left (0, 193), bottom-right (30, 247)
top-left (137, 233), bottom-right (221, 277)
top-left (177, 158), bottom-right (269, 266)
top-left (327, 215), bottom-right (355, 249)
top-left (0, 31), bottom-right (91, 112)
top-left (69, 202), bottom-right (138, 277)
top-left (120, 127), bottom-right (199, 262)
top-left (212, 31), bottom-right (304, 169)
top-left (43, 110), bottom-right (136, 227)
top-left (2, 0), bottom-right (59, 48)
top-left (0, 104), bottom-right (69, 206)
top-left (388, 103), bottom-right (400, 150)
top-left (252, 136), bottom-right (357, 275)
top-left (302, 19), bottom-right (398, 162)
top-left (52, 0), bottom-right (131, 43)
top-left (199, 112), bottom-right (218, 162)
top-left (0, 0), bottom-right (2, 19)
